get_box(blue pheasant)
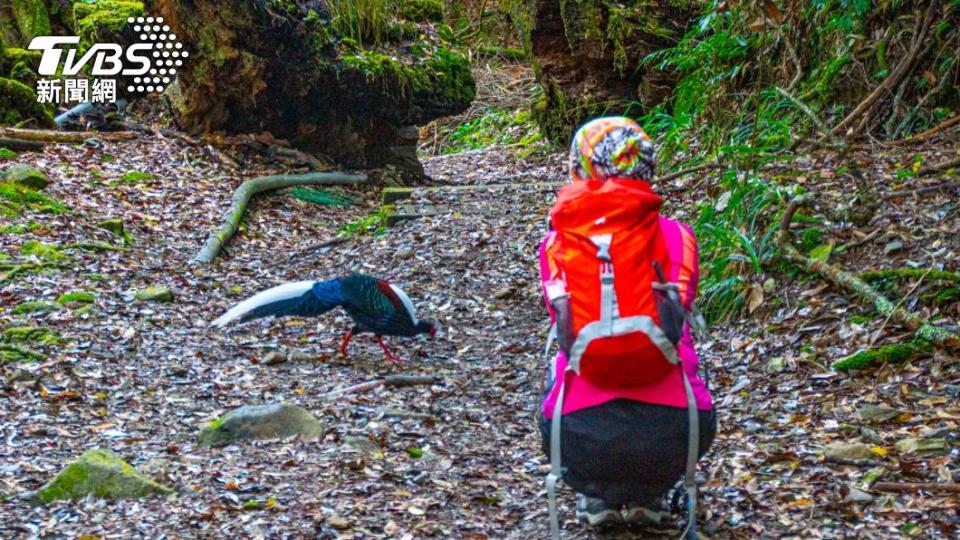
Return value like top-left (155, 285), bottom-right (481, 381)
top-left (211, 273), bottom-right (436, 362)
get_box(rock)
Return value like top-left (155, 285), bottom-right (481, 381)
top-left (764, 356), bottom-right (786, 373)
top-left (197, 403), bottom-right (323, 447)
top-left (762, 277), bottom-right (777, 294)
top-left (262, 351), bottom-right (287, 366)
top-left (56, 291), bottom-right (96, 307)
top-left (327, 515), bottom-right (350, 530)
top-left (288, 350), bottom-right (313, 363)
top-left (823, 442), bottom-right (874, 461)
top-left (33, 448), bottom-right (172, 504)
top-left (3, 164), bottom-right (49, 190)
top-left (395, 247), bottom-right (415, 260)
top-left (11, 301), bottom-right (58, 315)
top-left (96, 218), bottom-right (132, 244)
top-left (344, 435), bottom-right (383, 458)
top-left (843, 484), bottom-right (875, 504)
top-left (858, 404), bottom-right (900, 424)
top-left (493, 286), bottom-right (517, 300)
top-left (0, 78), bottom-right (55, 128)
top-left (883, 240), bottom-right (903, 255)
top-left (135, 287), bottom-right (174, 303)
top-left (894, 437), bottom-right (948, 455)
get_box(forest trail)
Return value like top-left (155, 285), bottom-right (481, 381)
top-left (1, 132), bottom-right (959, 539)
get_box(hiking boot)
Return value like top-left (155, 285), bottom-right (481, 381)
top-left (575, 493), bottom-right (623, 527)
top-left (621, 502), bottom-right (665, 525)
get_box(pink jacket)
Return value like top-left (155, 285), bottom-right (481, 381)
top-left (540, 216), bottom-right (713, 418)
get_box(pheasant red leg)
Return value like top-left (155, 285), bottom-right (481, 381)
top-left (338, 330), bottom-right (353, 356)
top-left (375, 336), bottom-right (402, 363)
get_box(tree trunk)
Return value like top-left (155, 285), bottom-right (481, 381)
top-left (503, 0), bottom-right (699, 143)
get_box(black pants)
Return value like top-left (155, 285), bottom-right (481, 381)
top-left (539, 399), bottom-right (716, 507)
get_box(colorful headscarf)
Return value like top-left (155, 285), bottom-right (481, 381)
top-left (569, 116), bottom-right (656, 183)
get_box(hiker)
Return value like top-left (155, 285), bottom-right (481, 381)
top-left (537, 116), bottom-right (716, 537)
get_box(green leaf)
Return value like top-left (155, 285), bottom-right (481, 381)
top-left (809, 244), bottom-right (832, 263)
top-left (405, 446), bottom-right (423, 458)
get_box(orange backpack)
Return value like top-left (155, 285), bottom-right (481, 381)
top-left (547, 178), bottom-right (683, 387)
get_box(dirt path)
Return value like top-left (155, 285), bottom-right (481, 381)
top-left (1, 137), bottom-right (958, 538)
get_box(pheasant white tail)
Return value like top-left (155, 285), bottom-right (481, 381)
top-left (210, 281), bottom-right (316, 328)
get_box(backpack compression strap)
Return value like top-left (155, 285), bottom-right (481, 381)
top-left (546, 368), bottom-right (570, 540)
top-left (680, 364), bottom-right (700, 540)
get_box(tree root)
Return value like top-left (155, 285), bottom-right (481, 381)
top-left (833, 341), bottom-right (933, 371)
top-left (778, 196), bottom-right (960, 369)
top-left (0, 128), bottom-right (138, 143)
top-left (191, 171), bottom-right (368, 265)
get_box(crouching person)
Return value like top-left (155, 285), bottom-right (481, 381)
top-left (537, 117), bottom-right (716, 538)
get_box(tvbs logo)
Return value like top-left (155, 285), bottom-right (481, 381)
top-left (29, 16), bottom-right (187, 96)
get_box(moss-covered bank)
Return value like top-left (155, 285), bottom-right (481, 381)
top-left (154, 0), bottom-right (474, 179)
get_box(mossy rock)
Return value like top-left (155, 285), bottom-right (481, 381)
top-left (10, 0), bottom-right (52, 43)
top-left (0, 148), bottom-right (17, 160)
top-left (96, 218), bottom-right (133, 244)
top-left (11, 301), bottom-right (58, 315)
top-left (382, 187), bottom-right (414, 204)
top-left (0, 48), bottom-right (42, 77)
top-left (0, 343), bottom-right (44, 362)
top-left (134, 286), bottom-right (173, 303)
top-left (3, 164), bottom-right (49, 190)
top-left (198, 403), bottom-right (323, 447)
top-left (1, 325), bottom-right (63, 346)
top-left (0, 77), bottom-right (55, 128)
top-left (833, 341), bottom-right (934, 371)
top-left (73, 1), bottom-right (144, 49)
top-left (20, 240), bottom-right (67, 261)
top-left (400, 0), bottom-right (443, 22)
top-left (0, 181), bottom-right (66, 217)
top-left (33, 448), bottom-right (173, 504)
top-left (56, 290), bottom-right (96, 307)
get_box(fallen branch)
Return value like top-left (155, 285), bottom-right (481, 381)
top-left (823, 456), bottom-right (887, 468)
top-left (322, 375), bottom-right (440, 400)
top-left (778, 197), bottom-right (960, 369)
top-left (918, 157), bottom-right (960, 176)
top-left (833, 341), bottom-right (933, 371)
top-left (190, 171), bottom-right (368, 264)
top-left (859, 268), bottom-right (960, 283)
top-left (884, 180), bottom-right (960, 199)
top-left (285, 237), bottom-right (350, 264)
top-left (0, 128), bottom-right (138, 143)
top-left (828, 1), bottom-right (938, 137)
top-left (0, 137), bottom-right (45, 152)
top-left (659, 162), bottom-right (722, 183)
top-left (907, 115), bottom-right (960, 143)
top-left (873, 482), bottom-right (960, 494)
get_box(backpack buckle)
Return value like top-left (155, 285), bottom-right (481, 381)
top-left (590, 234), bottom-right (613, 262)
